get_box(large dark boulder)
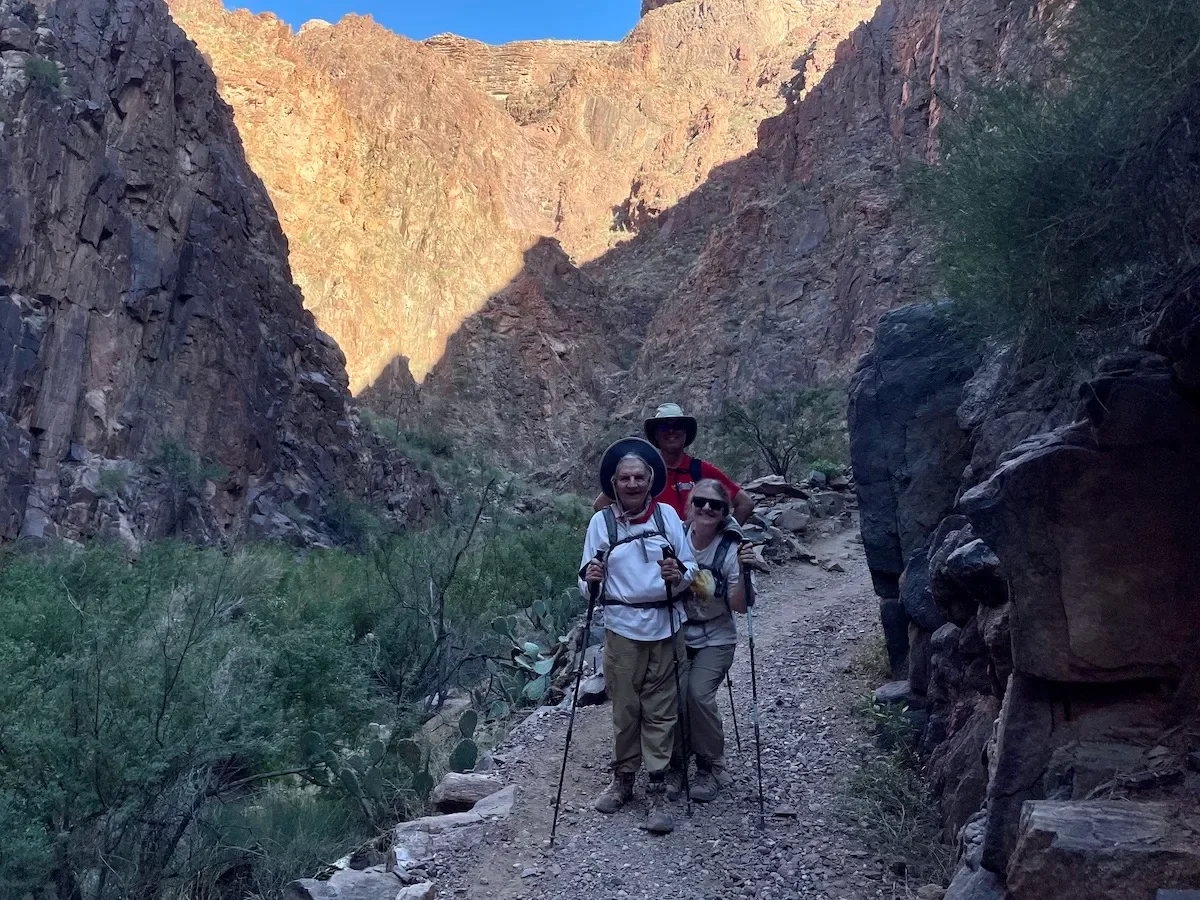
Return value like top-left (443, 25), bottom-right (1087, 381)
top-left (961, 354), bottom-right (1200, 683)
top-left (879, 596), bottom-right (911, 677)
top-left (900, 545), bottom-right (946, 632)
top-left (1008, 801), bottom-right (1200, 900)
top-left (849, 303), bottom-right (981, 598)
top-left (928, 515), bottom-right (979, 625)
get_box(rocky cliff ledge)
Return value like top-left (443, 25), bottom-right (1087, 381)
top-left (849, 283), bottom-right (1200, 897)
top-left (0, 0), bottom-right (437, 547)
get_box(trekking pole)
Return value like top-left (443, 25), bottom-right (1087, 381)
top-left (551, 550), bottom-right (604, 848)
top-left (743, 563), bottom-right (766, 829)
top-left (663, 547), bottom-right (693, 818)
top-left (725, 674), bottom-right (742, 753)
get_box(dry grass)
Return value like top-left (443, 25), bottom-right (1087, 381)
top-left (844, 696), bottom-right (952, 891)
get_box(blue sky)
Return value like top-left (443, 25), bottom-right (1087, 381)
top-left (236, 0), bottom-right (642, 44)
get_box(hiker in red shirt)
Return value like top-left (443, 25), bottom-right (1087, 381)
top-left (643, 403), bottom-right (753, 524)
top-left (595, 403), bottom-right (753, 524)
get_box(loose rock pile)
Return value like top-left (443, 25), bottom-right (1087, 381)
top-left (740, 473), bottom-right (857, 568)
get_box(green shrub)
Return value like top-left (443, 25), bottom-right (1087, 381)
top-left (24, 56), bottom-right (60, 94)
top-left (192, 791), bottom-right (369, 899)
top-left (915, 0), bottom-right (1200, 352)
top-left (360, 407), bottom-right (400, 444)
top-left (847, 752), bottom-right (950, 884)
top-left (0, 543), bottom-right (340, 898)
top-left (0, 495), bottom-right (586, 898)
top-left (846, 694), bottom-right (949, 883)
top-left (97, 465), bottom-right (128, 497)
top-left (154, 439), bottom-right (227, 491)
top-left (849, 631), bottom-right (891, 684)
top-left (710, 387), bottom-right (848, 481)
top-left (322, 492), bottom-right (383, 551)
top-left (808, 458), bottom-right (845, 479)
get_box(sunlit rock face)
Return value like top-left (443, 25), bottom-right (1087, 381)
top-left (166, 0), bottom-right (880, 389)
top-left (167, 0), bottom-right (1052, 471)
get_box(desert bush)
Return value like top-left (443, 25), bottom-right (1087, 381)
top-left (0, 487), bottom-right (586, 899)
top-left (322, 492), bottom-right (383, 551)
top-left (98, 465), bottom-right (128, 497)
top-left (807, 458), bottom-right (846, 480)
top-left (916, 0), bottom-right (1200, 352)
top-left (847, 696), bottom-right (949, 884)
top-left (712, 387), bottom-right (848, 480)
top-left (0, 543), bottom-right (327, 898)
top-left (24, 56), bottom-right (60, 94)
top-left (155, 440), bottom-right (228, 491)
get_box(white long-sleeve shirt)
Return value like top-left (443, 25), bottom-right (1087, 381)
top-left (578, 502), bottom-right (697, 642)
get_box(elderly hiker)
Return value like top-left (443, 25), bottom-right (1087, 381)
top-left (666, 478), bottom-right (756, 803)
top-left (593, 403), bottom-right (753, 524)
top-left (579, 437), bottom-right (697, 834)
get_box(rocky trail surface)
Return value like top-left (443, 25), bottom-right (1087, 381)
top-left (424, 527), bottom-right (904, 900)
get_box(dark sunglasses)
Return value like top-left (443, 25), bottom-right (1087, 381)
top-left (691, 496), bottom-right (728, 513)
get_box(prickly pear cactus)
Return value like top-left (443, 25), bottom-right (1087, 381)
top-left (448, 738), bottom-right (478, 773)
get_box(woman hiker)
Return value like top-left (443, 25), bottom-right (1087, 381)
top-left (579, 437), bottom-right (697, 835)
top-left (667, 478), bottom-right (756, 803)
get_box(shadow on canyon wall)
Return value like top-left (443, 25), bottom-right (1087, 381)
top-left (0, 0), bottom-right (438, 545)
top-left (358, 0), bottom-right (1053, 479)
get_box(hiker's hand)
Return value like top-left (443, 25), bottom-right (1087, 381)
top-left (737, 541), bottom-right (758, 567)
top-left (658, 556), bottom-right (682, 586)
top-left (584, 560), bottom-right (604, 585)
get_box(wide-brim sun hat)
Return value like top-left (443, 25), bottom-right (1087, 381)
top-left (643, 402), bottom-right (698, 448)
top-left (599, 437), bottom-right (667, 501)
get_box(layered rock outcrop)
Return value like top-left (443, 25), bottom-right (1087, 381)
top-left (850, 282), bottom-right (1200, 896)
top-left (0, 0), bottom-right (437, 546)
top-left (412, 0), bottom-right (1059, 469)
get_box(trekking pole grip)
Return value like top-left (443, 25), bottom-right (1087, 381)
top-left (587, 550), bottom-right (606, 603)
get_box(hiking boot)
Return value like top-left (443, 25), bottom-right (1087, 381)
top-left (664, 766), bottom-right (686, 801)
top-left (594, 772), bottom-right (634, 814)
top-left (690, 766), bottom-right (719, 803)
top-left (641, 777), bottom-right (675, 834)
top-left (712, 764), bottom-right (733, 788)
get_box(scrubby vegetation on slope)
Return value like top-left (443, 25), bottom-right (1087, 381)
top-left (0, 458), bottom-right (589, 899)
top-left (917, 0), bottom-right (1200, 351)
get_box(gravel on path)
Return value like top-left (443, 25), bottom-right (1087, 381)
top-left (429, 526), bottom-right (901, 900)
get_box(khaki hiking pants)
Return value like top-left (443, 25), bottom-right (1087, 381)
top-left (604, 629), bottom-right (682, 776)
top-left (673, 643), bottom-right (737, 769)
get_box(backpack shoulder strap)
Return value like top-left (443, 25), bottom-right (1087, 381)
top-left (652, 503), bottom-right (667, 537)
top-left (602, 506), bottom-right (617, 550)
top-left (712, 516), bottom-right (743, 581)
top-left (689, 457), bottom-right (703, 482)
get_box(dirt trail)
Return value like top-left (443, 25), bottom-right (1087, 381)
top-left (434, 526), bottom-right (895, 900)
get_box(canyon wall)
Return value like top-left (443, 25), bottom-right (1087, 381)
top-left (411, 0), bottom-right (1059, 474)
top-left (850, 288), bottom-right (1200, 897)
top-left (0, 0), bottom-right (437, 547)
top-left (163, 0), bottom-right (1066, 475)
top-left (165, 0), bottom-right (888, 464)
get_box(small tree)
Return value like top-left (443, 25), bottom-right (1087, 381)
top-left (718, 388), bottom-right (847, 481)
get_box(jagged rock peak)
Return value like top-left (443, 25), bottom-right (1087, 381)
top-left (641, 0), bottom-right (685, 15)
